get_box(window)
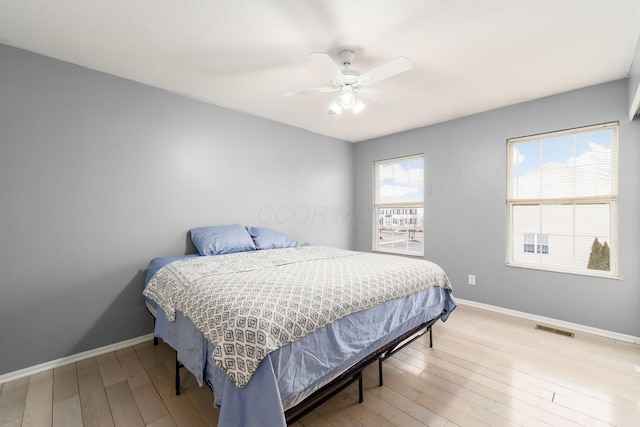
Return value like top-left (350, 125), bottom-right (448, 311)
top-left (374, 155), bottom-right (424, 256)
top-left (523, 233), bottom-right (549, 254)
top-left (507, 123), bottom-right (619, 278)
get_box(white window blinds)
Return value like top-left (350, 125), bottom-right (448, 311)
top-left (507, 123), bottom-right (619, 278)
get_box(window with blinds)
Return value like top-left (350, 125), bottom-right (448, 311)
top-left (374, 154), bottom-right (424, 256)
top-left (507, 123), bottom-right (619, 278)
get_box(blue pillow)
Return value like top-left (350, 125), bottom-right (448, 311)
top-left (190, 224), bottom-right (256, 256)
top-left (246, 227), bottom-right (299, 250)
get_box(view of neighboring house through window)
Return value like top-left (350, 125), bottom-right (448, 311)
top-left (507, 122), bottom-right (619, 278)
top-left (374, 154), bottom-right (424, 256)
top-left (523, 233), bottom-right (549, 254)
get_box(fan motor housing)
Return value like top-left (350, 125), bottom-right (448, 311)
top-left (338, 50), bottom-right (356, 67)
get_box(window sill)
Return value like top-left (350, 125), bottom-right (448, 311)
top-left (506, 262), bottom-right (622, 280)
top-left (373, 248), bottom-right (424, 257)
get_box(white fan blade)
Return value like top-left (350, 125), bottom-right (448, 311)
top-left (355, 87), bottom-right (399, 104)
top-left (283, 87), bottom-right (339, 96)
top-left (357, 56), bottom-right (412, 87)
top-left (308, 52), bottom-right (344, 84)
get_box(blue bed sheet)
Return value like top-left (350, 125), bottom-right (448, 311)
top-left (145, 254), bottom-right (200, 284)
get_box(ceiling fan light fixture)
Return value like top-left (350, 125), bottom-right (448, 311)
top-left (339, 86), bottom-right (356, 109)
top-left (328, 98), bottom-right (342, 115)
top-left (329, 90), bottom-right (365, 115)
top-left (353, 98), bottom-right (366, 115)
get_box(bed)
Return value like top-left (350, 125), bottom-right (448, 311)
top-left (143, 225), bottom-right (456, 426)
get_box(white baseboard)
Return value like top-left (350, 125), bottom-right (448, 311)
top-left (0, 333), bottom-right (154, 385)
top-left (456, 298), bottom-right (640, 344)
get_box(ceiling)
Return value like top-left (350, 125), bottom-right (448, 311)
top-left (1, 1), bottom-right (639, 142)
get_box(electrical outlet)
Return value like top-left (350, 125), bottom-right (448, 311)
top-left (468, 274), bottom-right (476, 285)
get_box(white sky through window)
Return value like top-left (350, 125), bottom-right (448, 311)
top-left (378, 157), bottom-right (424, 204)
top-left (511, 128), bottom-right (613, 180)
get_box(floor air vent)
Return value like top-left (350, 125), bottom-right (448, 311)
top-left (535, 324), bottom-right (575, 338)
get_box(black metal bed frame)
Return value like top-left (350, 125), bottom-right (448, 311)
top-left (284, 309), bottom-right (446, 424)
top-left (160, 308), bottom-right (448, 424)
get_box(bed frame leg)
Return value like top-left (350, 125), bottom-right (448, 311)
top-left (153, 318), bottom-right (158, 346)
top-left (377, 322), bottom-right (436, 390)
top-left (429, 325), bottom-right (433, 348)
top-left (357, 372), bottom-right (363, 403)
top-left (175, 353), bottom-right (181, 396)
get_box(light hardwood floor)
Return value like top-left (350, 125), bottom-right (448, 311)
top-left (1, 304), bottom-right (639, 426)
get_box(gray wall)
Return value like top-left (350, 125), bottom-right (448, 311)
top-left (354, 79), bottom-right (640, 337)
top-left (0, 44), bottom-right (353, 375)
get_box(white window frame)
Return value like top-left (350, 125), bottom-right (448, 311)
top-left (506, 122), bottom-right (620, 278)
top-left (374, 154), bottom-right (424, 256)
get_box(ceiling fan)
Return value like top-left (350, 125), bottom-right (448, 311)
top-left (283, 50), bottom-right (412, 115)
